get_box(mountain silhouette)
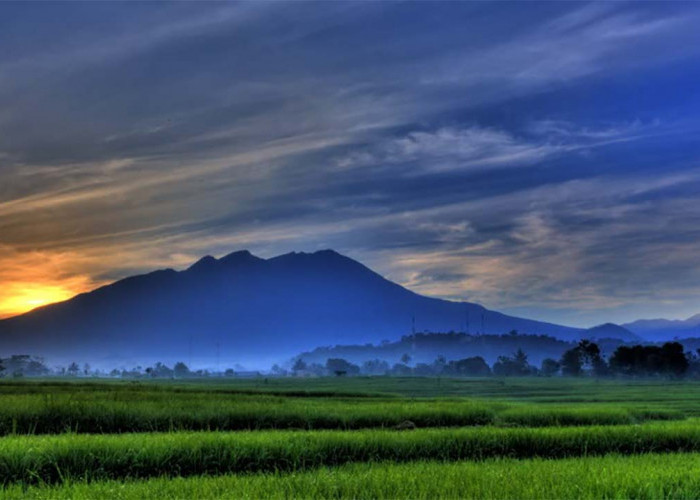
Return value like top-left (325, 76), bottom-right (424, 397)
top-left (0, 249), bottom-right (591, 367)
top-left (582, 323), bottom-right (641, 343)
top-left (623, 314), bottom-right (700, 341)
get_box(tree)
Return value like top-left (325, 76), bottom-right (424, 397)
top-left (325, 358), bottom-right (359, 376)
top-left (67, 362), bottom-right (80, 376)
top-left (514, 348), bottom-right (528, 367)
top-left (271, 364), bottom-right (287, 376)
top-left (0, 355), bottom-right (49, 377)
top-left (361, 359), bottom-right (390, 375)
top-left (660, 342), bottom-right (689, 377)
top-left (83, 363), bottom-right (91, 376)
top-left (560, 340), bottom-right (606, 377)
top-left (174, 362), bottom-right (190, 378)
top-left (578, 340), bottom-right (607, 376)
top-left (292, 358), bottom-right (307, 373)
top-left (400, 353), bottom-right (412, 365)
top-left (432, 355), bottom-right (447, 373)
top-left (0, 359), bottom-right (4, 378)
top-left (147, 362), bottom-right (174, 378)
top-left (493, 349), bottom-right (533, 376)
top-left (445, 356), bottom-right (491, 377)
top-left (560, 348), bottom-right (581, 376)
top-left (25, 358), bottom-right (50, 377)
top-left (541, 358), bottom-right (560, 377)
top-left (609, 342), bottom-right (689, 378)
top-left (390, 362), bottom-right (412, 376)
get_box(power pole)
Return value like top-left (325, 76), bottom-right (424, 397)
top-left (188, 334), bottom-right (193, 368)
top-left (215, 340), bottom-right (220, 375)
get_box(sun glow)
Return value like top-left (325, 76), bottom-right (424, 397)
top-left (0, 284), bottom-right (77, 318)
top-left (0, 248), bottom-right (103, 319)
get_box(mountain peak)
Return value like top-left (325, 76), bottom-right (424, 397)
top-left (686, 313), bottom-right (700, 324)
top-left (270, 249), bottom-right (346, 262)
top-left (313, 249), bottom-right (342, 257)
top-left (219, 249), bottom-right (262, 264)
top-left (187, 255), bottom-right (218, 272)
top-left (584, 322), bottom-right (640, 342)
top-left (0, 248), bottom-right (588, 366)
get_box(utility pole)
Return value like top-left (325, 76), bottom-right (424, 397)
top-left (215, 340), bottom-right (220, 375)
top-left (465, 304), bottom-right (470, 334)
top-left (188, 334), bottom-right (193, 368)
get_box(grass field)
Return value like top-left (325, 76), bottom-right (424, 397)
top-left (7, 453), bottom-right (700, 500)
top-left (1, 376), bottom-right (699, 498)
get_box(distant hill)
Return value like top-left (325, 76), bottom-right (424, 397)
top-left (0, 249), bottom-right (592, 368)
top-left (295, 332), bottom-right (575, 368)
top-left (623, 314), bottom-right (700, 341)
top-left (583, 323), bottom-right (641, 343)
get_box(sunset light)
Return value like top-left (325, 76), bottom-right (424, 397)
top-left (2, 2), bottom-right (700, 497)
top-left (0, 284), bottom-right (76, 318)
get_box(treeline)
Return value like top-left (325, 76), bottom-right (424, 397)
top-left (290, 340), bottom-right (700, 378)
top-left (0, 357), bottom-right (255, 379)
top-left (2, 340), bottom-right (697, 380)
top-left (298, 331), bottom-right (573, 368)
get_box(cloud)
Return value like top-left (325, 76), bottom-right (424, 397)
top-left (335, 119), bottom-right (660, 175)
top-left (0, 246), bottom-right (103, 318)
top-left (1, 2), bottom-right (700, 324)
top-left (424, 4), bottom-right (695, 90)
top-left (362, 170), bottom-right (700, 326)
top-left (336, 127), bottom-right (562, 173)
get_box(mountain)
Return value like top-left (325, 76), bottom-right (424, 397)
top-left (582, 323), bottom-right (641, 343)
top-left (0, 249), bottom-right (590, 368)
top-left (623, 314), bottom-right (700, 341)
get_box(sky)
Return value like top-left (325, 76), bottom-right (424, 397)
top-left (1, 1), bottom-right (700, 327)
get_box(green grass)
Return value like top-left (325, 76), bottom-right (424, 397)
top-left (7, 453), bottom-right (700, 499)
top-left (1, 377), bottom-right (699, 497)
top-left (3, 420), bottom-right (700, 485)
top-left (0, 379), bottom-right (685, 435)
top-left (0, 391), bottom-right (497, 434)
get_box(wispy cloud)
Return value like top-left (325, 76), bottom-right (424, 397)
top-left (1, 2), bottom-right (700, 322)
top-left (336, 127), bottom-right (561, 173)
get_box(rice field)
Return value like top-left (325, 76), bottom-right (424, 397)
top-left (1, 377), bottom-right (699, 498)
top-left (7, 453), bottom-right (700, 500)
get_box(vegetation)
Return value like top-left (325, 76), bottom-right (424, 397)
top-left (610, 342), bottom-right (689, 377)
top-left (4, 420), bottom-right (700, 485)
top-left (1, 376), bottom-right (700, 497)
top-left (8, 453), bottom-right (700, 500)
top-left (293, 339), bottom-right (699, 378)
top-left (0, 381), bottom-right (687, 436)
top-left (4, 335), bottom-right (700, 382)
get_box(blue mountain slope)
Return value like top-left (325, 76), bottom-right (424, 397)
top-left (582, 323), bottom-right (641, 343)
top-left (623, 314), bottom-right (700, 341)
top-left (0, 249), bottom-right (586, 366)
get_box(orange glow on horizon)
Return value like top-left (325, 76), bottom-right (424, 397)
top-left (0, 249), bottom-right (102, 319)
top-left (0, 283), bottom-right (77, 318)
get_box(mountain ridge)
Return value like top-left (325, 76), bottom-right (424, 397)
top-left (0, 249), bottom-right (642, 367)
top-left (623, 314), bottom-right (700, 341)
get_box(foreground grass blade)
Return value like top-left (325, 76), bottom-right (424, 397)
top-left (2, 420), bottom-right (700, 485)
top-left (6, 453), bottom-right (700, 499)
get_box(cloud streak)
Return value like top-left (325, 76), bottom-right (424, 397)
top-left (1, 2), bottom-right (700, 324)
